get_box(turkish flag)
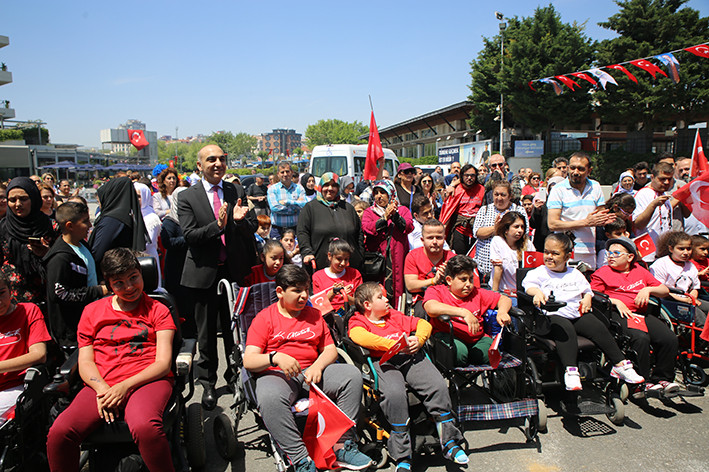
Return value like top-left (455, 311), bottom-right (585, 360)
top-left (523, 251), bottom-right (544, 268)
top-left (673, 171), bottom-right (709, 228)
top-left (363, 111), bottom-right (384, 181)
top-left (627, 314), bottom-right (648, 333)
top-left (303, 384), bottom-right (356, 470)
top-left (555, 75), bottom-right (580, 91)
top-left (309, 287), bottom-right (334, 315)
top-left (168, 159), bottom-right (174, 168)
top-left (629, 59), bottom-right (668, 80)
top-left (690, 129), bottom-right (709, 178)
top-left (570, 72), bottom-right (597, 87)
top-left (488, 330), bottom-right (503, 369)
top-left (607, 64), bottom-right (638, 83)
top-left (380, 333), bottom-right (408, 364)
top-left (633, 233), bottom-right (656, 259)
top-left (127, 129), bottom-right (149, 150)
top-left (685, 44), bottom-right (709, 59)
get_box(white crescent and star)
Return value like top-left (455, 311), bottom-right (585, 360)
top-left (316, 413), bottom-right (325, 438)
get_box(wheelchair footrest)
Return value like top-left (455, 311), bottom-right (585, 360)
top-left (562, 399), bottom-right (614, 416)
top-left (457, 398), bottom-right (538, 422)
top-left (453, 354), bottom-right (522, 373)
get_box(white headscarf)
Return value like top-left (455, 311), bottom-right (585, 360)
top-left (134, 182), bottom-right (156, 218)
top-left (167, 186), bottom-right (186, 223)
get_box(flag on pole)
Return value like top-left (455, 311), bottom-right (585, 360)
top-left (363, 111), bottom-right (384, 181)
top-left (303, 384), bottom-right (356, 470)
top-left (127, 129), bottom-right (149, 150)
top-left (633, 233), bottom-right (656, 259)
top-left (690, 129), bottom-right (709, 178)
top-left (673, 170), bottom-right (709, 228)
top-left (380, 334), bottom-right (408, 364)
top-left (488, 330), bottom-right (503, 368)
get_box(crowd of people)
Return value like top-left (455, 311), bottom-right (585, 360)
top-left (0, 144), bottom-right (708, 471)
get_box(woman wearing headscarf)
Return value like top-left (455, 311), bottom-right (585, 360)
top-left (300, 173), bottom-right (317, 202)
top-left (134, 182), bottom-right (163, 286)
top-left (339, 175), bottom-right (355, 204)
top-left (89, 176), bottom-right (148, 267)
top-left (297, 173), bottom-right (364, 272)
top-left (361, 180), bottom-right (413, 306)
top-left (613, 171), bottom-right (636, 196)
top-left (0, 177), bottom-right (59, 303)
top-left (159, 186), bottom-right (195, 337)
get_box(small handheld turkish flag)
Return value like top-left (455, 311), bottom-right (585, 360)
top-left (303, 384), bottom-right (356, 470)
top-left (633, 233), bottom-right (656, 259)
top-left (673, 171), bottom-right (709, 228)
top-left (627, 314), bottom-right (648, 333)
top-left (380, 333), bottom-right (408, 364)
top-left (127, 129), bottom-right (149, 150)
top-left (309, 288), bottom-right (335, 316)
top-left (488, 330), bottom-right (503, 369)
top-left (690, 129), bottom-right (709, 178)
top-left (523, 251), bottom-right (544, 268)
top-left (364, 111), bottom-right (384, 181)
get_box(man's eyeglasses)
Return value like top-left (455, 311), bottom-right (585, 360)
top-left (607, 250), bottom-right (630, 258)
top-left (490, 163), bottom-right (504, 168)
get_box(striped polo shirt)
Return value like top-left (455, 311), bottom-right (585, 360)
top-left (546, 178), bottom-right (605, 255)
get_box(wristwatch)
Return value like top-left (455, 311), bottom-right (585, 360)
top-left (269, 351), bottom-right (278, 367)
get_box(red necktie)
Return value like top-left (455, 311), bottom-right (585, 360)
top-left (212, 185), bottom-right (227, 262)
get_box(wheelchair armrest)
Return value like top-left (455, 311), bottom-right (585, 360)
top-left (58, 348), bottom-right (79, 377)
top-left (43, 349), bottom-right (79, 396)
top-left (176, 338), bottom-right (197, 377)
top-left (667, 287), bottom-right (686, 296)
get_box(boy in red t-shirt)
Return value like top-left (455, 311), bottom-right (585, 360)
top-left (404, 219), bottom-right (455, 317)
top-left (243, 265), bottom-right (371, 472)
top-left (47, 248), bottom-right (177, 472)
top-left (423, 255), bottom-right (511, 366)
top-left (348, 282), bottom-right (468, 470)
top-left (0, 273), bottom-right (51, 416)
top-left (590, 237), bottom-right (679, 397)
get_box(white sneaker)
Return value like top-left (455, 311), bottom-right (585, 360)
top-left (610, 360), bottom-right (645, 384)
top-left (564, 367), bottom-right (582, 391)
top-left (659, 380), bottom-right (680, 394)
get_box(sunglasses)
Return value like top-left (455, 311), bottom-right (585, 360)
top-left (402, 169), bottom-right (416, 174)
top-left (490, 163), bottom-right (504, 168)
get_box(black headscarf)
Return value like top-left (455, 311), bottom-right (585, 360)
top-left (300, 173), bottom-right (316, 196)
top-left (88, 177), bottom-right (148, 252)
top-left (0, 177), bottom-right (54, 276)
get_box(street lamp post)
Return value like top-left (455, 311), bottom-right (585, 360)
top-left (496, 12), bottom-right (506, 156)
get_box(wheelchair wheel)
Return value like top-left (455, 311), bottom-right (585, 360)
top-left (619, 383), bottom-right (629, 403)
top-left (360, 442), bottom-right (388, 469)
top-left (186, 403), bottom-right (206, 469)
top-left (214, 413), bottom-right (238, 461)
top-left (605, 396), bottom-right (625, 426)
top-left (685, 363), bottom-right (709, 387)
top-left (537, 399), bottom-right (548, 433)
top-left (523, 416), bottom-right (538, 442)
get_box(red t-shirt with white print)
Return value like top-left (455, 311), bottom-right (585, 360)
top-left (246, 303), bottom-right (334, 372)
top-left (0, 303), bottom-right (51, 391)
top-left (590, 264), bottom-right (662, 313)
top-left (423, 285), bottom-right (500, 344)
top-left (311, 267), bottom-right (362, 312)
top-left (348, 309), bottom-right (419, 358)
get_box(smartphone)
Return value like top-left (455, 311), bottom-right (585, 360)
top-left (333, 286), bottom-right (344, 293)
top-left (27, 237), bottom-right (43, 243)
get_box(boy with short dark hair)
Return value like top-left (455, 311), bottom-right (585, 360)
top-left (597, 216), bottom-right (630, 268)
top-left (43, 202), bottom-right (108, 346)
top-left (423, 255), bottom-right (511, 366)
top-left (349, 282), bottom-right (468, 471)
top-left (243, 265), bottom-right (372, 472)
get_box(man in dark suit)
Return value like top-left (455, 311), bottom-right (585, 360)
top-left (178, 144), bottom-right (257, 409)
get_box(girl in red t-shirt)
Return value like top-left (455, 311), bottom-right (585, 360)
top-left (245, 239), bottom-right (289, 286)
top-left (0, 274), bottom-right (51, 416)
top-left (312, 239), bottom-right (363, 312)
top-left (691, 235), bottom-right (709, 283)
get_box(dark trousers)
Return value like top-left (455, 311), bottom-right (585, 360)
top-left (547, 314), bottom-right (625, 367)
top-left (450, 231), bottom-right (474, 257)
top-left (193, 264), bottom-right (235, 387)
top-left (611, 312), bottom-right (678, 382)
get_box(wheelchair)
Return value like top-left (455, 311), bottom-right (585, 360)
top-left (516, 285), bottom-right (629, 428)
top-left (427, 305), bottom-right (542, 442)
top-left (43, 256), bottom-right (203, 472)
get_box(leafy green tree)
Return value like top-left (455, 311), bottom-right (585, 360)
top-left (206, 131), bottom-right (257, 159)
top-left (469, 6), bottom-right (596, 139)
top-left (595, 0), bottom-right (709, 129)
top-left (292, 147), bottom-right (303, 156)
top-left (305, 119), bottom-right (368, 147)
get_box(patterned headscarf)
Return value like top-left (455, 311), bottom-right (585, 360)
top-left (316, 172), bottom-right (340, 208)
top-left (372, 180), bottom-right (397, 205)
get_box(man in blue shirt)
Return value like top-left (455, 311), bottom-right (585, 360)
top-left (267, 161), bottom-right (307, 237)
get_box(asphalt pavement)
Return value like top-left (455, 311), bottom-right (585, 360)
top-left (197, 339), bottom-right (709, 472)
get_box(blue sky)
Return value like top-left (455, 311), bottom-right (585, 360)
top-left (2, 0), bottom-right (707, 148)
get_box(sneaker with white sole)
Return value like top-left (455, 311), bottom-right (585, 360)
top-left (564, 367), bottom-right (582, 391)
top-left (658, 380), bottom-right (680, 394)
top-left (610, 360), bottom-right (645, 384)
top-left (333, 440), bottom-right (373, 470)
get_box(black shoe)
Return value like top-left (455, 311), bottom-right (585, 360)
top-left (201, 385), bottom-right (217, 410)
